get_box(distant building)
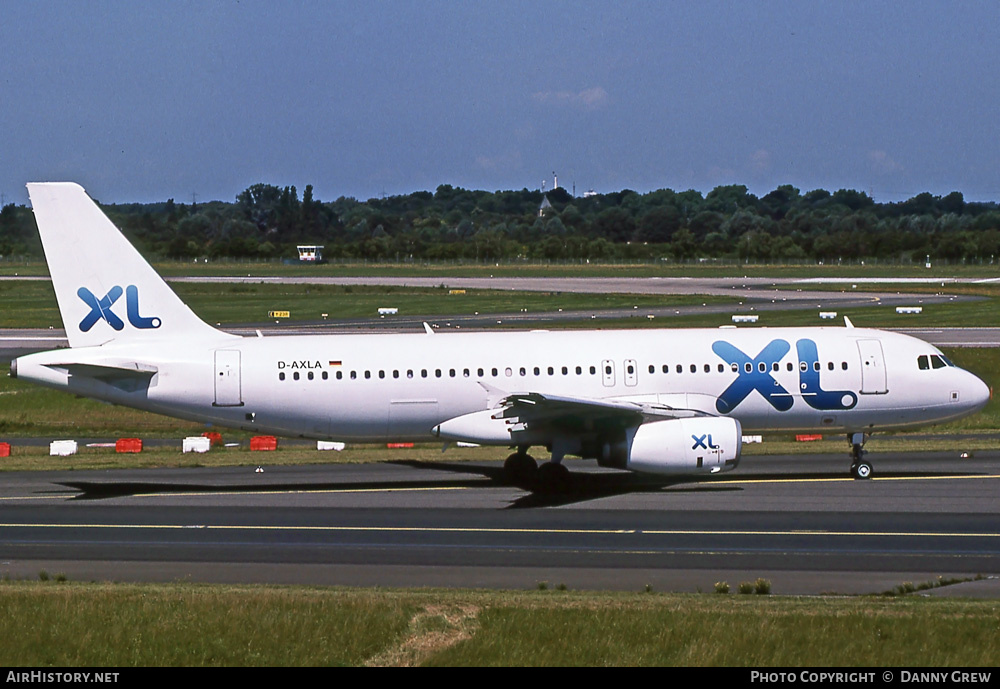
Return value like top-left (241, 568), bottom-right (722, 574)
top-left (296, 245), bottom-right (324, 262)
top-left (538, 195), bottom-right (552, 217)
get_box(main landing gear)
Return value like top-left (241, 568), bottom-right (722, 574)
top-left (503, 446), bottom-right (571, 490)
top-left (848, 432), bottom-right (873, 480)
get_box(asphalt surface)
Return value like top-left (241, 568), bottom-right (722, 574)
top-left (1, 451), bottom-right (998, 596)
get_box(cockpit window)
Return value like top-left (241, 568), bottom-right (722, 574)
top-left (919, 354), bottom-right (952, 370)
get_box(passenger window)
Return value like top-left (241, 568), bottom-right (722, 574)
top-left (279, 372), bottom-right (285, 381)
top-left (364, 371), bottom-right (371, 379)
top-left (590, 366), bottom-right (596, 374)
top-left (548, 367), bottom-right (554, 375)
top-left (704, 364), bottom-right (710, 373)
top-left (827, 362), bottom-right (834, 371)
top-left (322, 371), bottom-right (328, 380)
top-left (787, 363), bottom-right (793, 372)
top-left (772, 362), bottom-right (779, 372)
top-left (649, 365), bottom-right (655, 374)
top-left (308, 371), bottom-right (314, 380)
top-left (351, 371), bottom-right (357, 380)
top-left (293, 372), bottom-right (300, 381)
top-left (663, 365), bottom-right (669, 373)
top-left (690, 364), bottom-right (697, 373)
top-left (731, 363), bottom-right (738, 373)
top-left (745, 363), bottom-right (752, 373)
top-left (842, 362), bottom-right (848, 370)
top-left (758, 362), bottom-right (766, 373)
top-left (676, 364), bottom-right (682, 373)
top-left (718, 364), bottom-right (725, 373)
top-left (379, 370), bottom-right (385, 379)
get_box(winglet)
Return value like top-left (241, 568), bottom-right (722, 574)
top-left (423, 322), bottom-right (434, 335)
top-left (844, 316), bottom-right (855, 328)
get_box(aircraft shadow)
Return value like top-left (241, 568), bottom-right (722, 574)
top-left (388, 460), bottom-right (741, 508)
top-left (56, 463), bottom-right (973, 507)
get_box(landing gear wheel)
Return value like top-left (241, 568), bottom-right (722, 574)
top-left (503, 452), bottom-right (537, 485)
top-left (537, 462), bottom-right (571, 492)
top-left (848, 434), bottom-right (872, 480)
top-left (851, 461), bottom-right (873, 480)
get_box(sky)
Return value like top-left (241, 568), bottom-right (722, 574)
top-left (2, 1), bottom-right (999, 205)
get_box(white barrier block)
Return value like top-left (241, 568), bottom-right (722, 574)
top-left (317, 441), bottom-right (346, 451)
top-left (49, 440), bottom-right (78, 456)
top-left (182, 436), bottom-right (211, 453)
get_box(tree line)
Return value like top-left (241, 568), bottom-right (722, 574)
top-left (2, 182), bottom-right (999, 263)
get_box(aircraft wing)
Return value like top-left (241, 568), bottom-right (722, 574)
top-left (434, 388), bottom-right (715, 444)
top-left (498, 391), bottom-right (708, 426)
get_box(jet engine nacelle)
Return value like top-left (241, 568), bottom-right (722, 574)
top-left (600, 417), bottom-right (742, 475)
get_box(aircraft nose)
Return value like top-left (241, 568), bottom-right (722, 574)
top-left (965, 371), bottom-right (991, 413)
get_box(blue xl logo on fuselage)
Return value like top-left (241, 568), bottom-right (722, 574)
top-left (77, 285), bottom-right (161, 331)
top-left (713, 338), bottom-right (857, 413)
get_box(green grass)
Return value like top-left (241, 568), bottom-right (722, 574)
top-left (0, 582), bottom-right (996, 666)
top-left (0, 279), bottom-right (740, 328)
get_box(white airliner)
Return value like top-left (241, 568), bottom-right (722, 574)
top-left (10, 183), bottom-right (991, 484)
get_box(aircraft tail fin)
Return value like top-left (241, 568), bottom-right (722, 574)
top-left (26, 182), bottom-right (229, 348)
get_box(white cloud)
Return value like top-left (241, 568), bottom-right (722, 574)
top-left (750, 148), bottom-right (771, 173)
top-left (869, 149), bottom-right (905, 174)
top-left (532, 86), bottom-right (609, 110)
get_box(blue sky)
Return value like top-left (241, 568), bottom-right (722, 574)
top-left (2, 1), bottom-right (998, 205)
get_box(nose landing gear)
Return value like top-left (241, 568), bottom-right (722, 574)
top-left (848, 433), bottom-right (872, 480)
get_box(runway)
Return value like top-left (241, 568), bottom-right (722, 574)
top-left (1, 451), bottom-right (998, 595)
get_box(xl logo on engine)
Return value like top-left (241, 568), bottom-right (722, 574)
top-left (691, 434), bottom-right (720, 450)
top-left (77, 285), bottom-right (161, 332)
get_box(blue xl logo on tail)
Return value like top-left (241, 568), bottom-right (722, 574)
top-left (77, 285), bottom-right (161, 331)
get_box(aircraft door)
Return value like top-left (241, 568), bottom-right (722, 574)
top-left (857, 339), bottom-right (888, 394)
top-left (601, 359), bottom-right (615, 387)
top-left (214, 349), bottom-right (243, 406)
top-left (624, 359), bottom-right (638, 387)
